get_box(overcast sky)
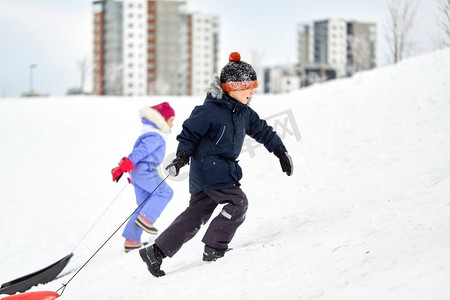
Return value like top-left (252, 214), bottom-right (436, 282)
top-left (0, 0), bottom-right (442, 97)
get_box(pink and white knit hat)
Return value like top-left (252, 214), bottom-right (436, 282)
top-left (151, 102), bottom-right (175, 120)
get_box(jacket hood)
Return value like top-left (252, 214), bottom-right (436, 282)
top-left (139, 106), bottom-right (171, 134)
top-left (205, 74), bottom-right (249, 112)
top-left (206, 75), bottom-right (224, 99)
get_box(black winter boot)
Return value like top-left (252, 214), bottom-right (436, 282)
top-left (139, 244), bottom-right (165, 277)
top-left (203, 245), bottom-right (226, 262)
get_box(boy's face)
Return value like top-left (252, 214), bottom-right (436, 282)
top-left (228, 88), bottom-right (255, 105)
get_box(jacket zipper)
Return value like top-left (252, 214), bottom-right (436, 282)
top-left (215, 125), bottom-right (226, 145)
top-left (232, 107), bottom-right (237, 144)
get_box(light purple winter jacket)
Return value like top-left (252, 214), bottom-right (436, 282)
top-left (127, 118), bottom-right (168, 189)
top-left (128, 119), bottom-right (166, 167)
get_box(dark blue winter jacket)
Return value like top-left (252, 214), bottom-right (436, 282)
top-left (176, 82), bottom-right (283, 194)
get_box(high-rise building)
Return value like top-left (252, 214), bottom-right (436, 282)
top-left (297, 19), bottom-right (377, 77)
top-left (123, 1), bottom-right (149, 96)
top-left (93, 0), bottom-right (219, 96)
top-left (148, 0), bottom-right (188, 95)
top-left (297, 24), bottom-right (314, 64)
top-left (93, 0), bottom-right (124, 95)
top-left (314, 19), bottom-right (348, 77)
top-left (188, 12), bottom-right (220, 96)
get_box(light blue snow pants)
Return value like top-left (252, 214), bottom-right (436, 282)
top-left (122, 163), bottom-right (173, 242)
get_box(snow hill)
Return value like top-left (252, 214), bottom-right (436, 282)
top-left (1, 48), bottom-right (450, 300)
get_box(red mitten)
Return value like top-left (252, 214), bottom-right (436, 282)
top-left (111, 157), bottom-right (134, 182)
top-left (111, 167), bottom-right (124, 182)
top-left (118, 157), bottom-right (134, 172)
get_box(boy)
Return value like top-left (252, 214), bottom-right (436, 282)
top-left (139, 52), bottom-right (293, 277)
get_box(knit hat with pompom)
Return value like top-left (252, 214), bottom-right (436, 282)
top-left (220, 52), bottom-right (258, 92)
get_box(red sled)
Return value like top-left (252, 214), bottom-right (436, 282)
top-left (1, 291), bottom-right (59, 300)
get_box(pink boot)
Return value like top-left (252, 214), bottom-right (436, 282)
top-left (124, 239), bottom-right (142, 253)
top-left (135, 214), bottom-right (158, 235)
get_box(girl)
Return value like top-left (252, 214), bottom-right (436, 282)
top-left (111, 102), bottom-right (175, 252)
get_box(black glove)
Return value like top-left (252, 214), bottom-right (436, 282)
top-left (165, 151), bottom-right (190, 177)
top-left (274, 145), bottom-right (293, 176)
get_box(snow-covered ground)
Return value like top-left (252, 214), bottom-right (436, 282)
top-left (1, 48), bottom-right (450, 300)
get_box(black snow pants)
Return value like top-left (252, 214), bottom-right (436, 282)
top-left (155, 187), bottom-right (248, 257)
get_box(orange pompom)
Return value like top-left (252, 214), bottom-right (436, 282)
top-left (229, 52), bottom-right (241, 62)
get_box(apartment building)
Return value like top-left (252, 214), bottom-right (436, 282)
top-left (123, 1), bottom-right (149, 96)
top-left (297, 24), bottom-right (314, 64)
top-left (297, 19), bottom-right (377, 77)
top-left (188, 12), bottom-right (220, 96)
top-left (264, 64), bottom-right (336, 94)
top-left (314, 19), bottom-right (348, 77)
top-left (93, 0), bottom-right (219, 96)
top-left (93, 0), bottom-right (123, 95)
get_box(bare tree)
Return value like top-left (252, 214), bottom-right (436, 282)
top-left (104, 63), bottom-right (123, 95)
top-left (77, 56), bottom-right (89, 93)
top-left (385, 0), bottom-right (419, 63)
top-left (348, 35), bottom-right (372, 72)
top-left (436, 0), bottom-right (450, 48)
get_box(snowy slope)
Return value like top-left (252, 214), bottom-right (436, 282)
top-left (1, 48), bottom-right (450, 300)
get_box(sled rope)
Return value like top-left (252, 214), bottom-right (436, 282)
top-left (71, 181), bottom-right (130, 252)
top-left (56, 174), bottom-right (170, 296)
